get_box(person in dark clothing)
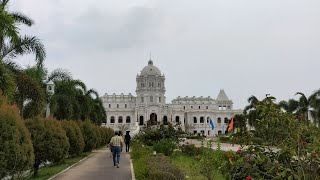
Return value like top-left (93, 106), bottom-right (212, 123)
top-left (124, 131), bottom-right (131, 152)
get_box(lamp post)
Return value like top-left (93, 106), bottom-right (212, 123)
top-left (46, 80), bottom-right (55, 118)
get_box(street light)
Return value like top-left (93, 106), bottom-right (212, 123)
top-left (46, 80), bottom-right (55, 118)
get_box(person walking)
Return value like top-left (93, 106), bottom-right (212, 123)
top-left (124, 131), bottom-right (131, 152)
top-left (110, 130), bottom-right (124, 168)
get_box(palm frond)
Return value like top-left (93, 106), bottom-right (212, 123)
top-left (86, 89), bottom-right (99, 99)
top-left (47, 68), bottom-right (72, 82)
top-left (10, 12), bottom-right (34, 26)
top-left (2, 35), bottom-right (46, 67)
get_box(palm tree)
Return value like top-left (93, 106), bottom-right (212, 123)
top-left (295, 91), bottom-right (320, 124)
top-left (243, 95), bottom-right (260, 128)
top-left (51, 79), bottom-right (106, 124)
top-left (0, 0), bottom-right (46, 67)
top-left (278, 99), bottom-right (299, 113)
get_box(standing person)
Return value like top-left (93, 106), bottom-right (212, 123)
top-left (124, 131), bottom-right (131, 152)
top-left (110, 130), bottom-right (124, 168)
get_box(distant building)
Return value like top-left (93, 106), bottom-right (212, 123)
top-left (101, 59), bottom-right (242, 136)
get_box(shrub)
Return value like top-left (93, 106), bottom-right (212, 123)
top-left (186, 136), bottom-right (203, 140)
top-left (180, 144), bottom-right (204, 156)
top-left (219, 136), bottom-right (230, 143)
top-left (153, 138), bottom-right (177, 156)
top-left (61, 121), bottom-right (85, 156)
top-left (79, 120), bottom-right (99, 152)
top-left (103, 127), bottom-right (114, 144)
top-left (0, 95), bottom-right (34, 179)
top-left (147, 155), bottom-right (185, 180)
top-left (136, 124), bottom-right (180, 146)
top-left (26, 117), bottom-right (69, 176)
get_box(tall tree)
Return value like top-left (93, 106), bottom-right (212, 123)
top-left (295, 90), bottom-right (320, 124)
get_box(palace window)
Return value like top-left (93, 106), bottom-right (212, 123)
top-left (199, 106), bottom-right (201, 109)
top-left (217, 117), bottom-right (221, 123)
top-left (141, 97), bottom-right (144, 103)
top-left (150, 96), bottom-right (153, 102)
top-left (118, 116), bottom-right (123, 123)
top-left (224, 117), bottom-right (229, 124)
top-left (193, 117), bottom-right (197, 123)
top-left (110, 116), bottom-right (115, 123)
top-left (126, 116), bottom-right (131, 123)
top-left (159, 97), bottom-right (161, 102)
top-left (175, 116), bottom-right (180, 123)
top-left (191, 106), bottom-right (193, 109)
top-left (183, 106), bottom-right (185, 109)
top-left (206, 106), bottom-right (208, 109)
top-left (194, 130), bottom-right (197, 135)
top-left (117, 104), bottom-right (119, 108)
top-left (152, 82), bottom-right (154, 87)
top-left (200, 117), bottom-right (204, 123)
top-left (125, 104), bottom-right (127, 108)
top-left (109, 104), bottom-right (111, 108)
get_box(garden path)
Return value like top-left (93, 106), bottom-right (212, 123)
top-left (52, 147), bottom-right (132, 180)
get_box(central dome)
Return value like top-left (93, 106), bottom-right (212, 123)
top-left (140, 60), bottom-right (161, 76)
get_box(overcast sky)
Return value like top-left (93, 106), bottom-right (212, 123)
top-left (11, 0), bottom-right (320, 109)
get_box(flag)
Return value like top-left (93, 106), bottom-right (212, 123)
top-left (209, 118), bottom-right (215, 130)
top-left (228, 117), bottom-right (234, 132)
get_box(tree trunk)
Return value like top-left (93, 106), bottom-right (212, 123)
top-left (33, 162), bottom-right (40, 177)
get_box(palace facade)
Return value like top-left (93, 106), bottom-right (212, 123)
top-left (101, 60), bottom-right (242, 136)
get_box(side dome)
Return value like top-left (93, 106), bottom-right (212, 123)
top-left (140, 60), bottom-right (161, 76)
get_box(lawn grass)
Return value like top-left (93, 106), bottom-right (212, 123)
top-left (28, 153), bottom-right (89, 180)
top-left (170, 152), bottom-right (225, 180)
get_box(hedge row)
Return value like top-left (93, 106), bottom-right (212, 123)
top-left (0, 95), bottom-right (114, 178)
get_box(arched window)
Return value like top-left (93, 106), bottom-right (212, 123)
top-left (193, 117), bottom-right (197, 123)
top-left (224, 117), bottom-right (229, 124)
top-left (152, 82), bottom-right (154, 87)
top-left (139, 116), bottom-right (144, 125)
top-left (118, 116), bottom-right (123, 123)
top-left (150, 96), bottom-right (153, 102)
top-left (217, 117), bottom-right (221, 123)
top-left (175, 116), bottom-right (180, 123)
top-left (194, 130), bottom-right (197, 135)
top-left (163, 116), bottom-right (168, 125)
top-left (200, 117), bottom-right (204, 123)
top-left (126, 116), bottom-right (131, 123)
top-left (149, 82), bottom-right (151, 87)
top-left (110, 116), bottom-right (115, 123)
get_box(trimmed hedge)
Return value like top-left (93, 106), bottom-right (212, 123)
top-left (61, 121), bottom-right (85, 156)
top-left (79, 120), bottom-right (99, 152)
top-left (26, 117), bottom-right (70, 176)
top-left (0, 95), bottom-right (34, 179)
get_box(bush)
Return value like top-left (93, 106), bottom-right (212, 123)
top-left (103, 127), bottom-right (114, 144)
top-left (185, 136), bottom-right (203, 140)
top-left (136, 124), bottom-right (180, 146)
top-left (0, 95), bottom-right (34, 179)
top-left (26, 117), bottom-right (69, 176)
top-left (153, 138), bottom-right (177, 156)
top-left (219, 136), bottom-right (230, 143)
top-left (79, 120), bottom-right (99, 152)
top-left (61, 121), bottom-right (85, 156)
top-left (180, 144), bottom-right (204, 156)
top-left (147, 155), bottom-right (185, 180)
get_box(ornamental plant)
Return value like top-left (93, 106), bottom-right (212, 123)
top-left (61, 121), bottom-right (85, 156)
top-left (0, 95), bottom-right (34, 179)
top-left (26, 117), bottom-right (69, 176)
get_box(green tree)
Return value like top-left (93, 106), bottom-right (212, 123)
top-left (295, 91), bottom-right (320, 124)
top-left (26, 117), bottom-right (69, 176)
top-left (0, 95), bottom-right (34, 179)
top-left (61, 121), bottom-right (85, 156)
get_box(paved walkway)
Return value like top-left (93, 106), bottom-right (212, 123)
top-left (53, 147), bottom-right (132, 180)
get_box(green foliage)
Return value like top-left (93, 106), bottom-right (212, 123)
top-left (153, 138), bottom-right (177, 156)
top-left (180, 144), bottom-right (204, 156)
top-left (136, 124), bottom-right (180, 146)
top-left (26, 117), bottom-right (69, 176)
top-left (147, 155), bottom-right (186, 180)
top-left (230, 100), bottom-right (320, 179)
top-left (79, 120), bottom-right (99, 152)
top-left (61, 121), bottom-right (85, 156)
top-left (0, 95), bottom-right (34, 179)
top-left (198, 149), bottom-right (230, 180)
top-left (219, 136), bottom-right (230, 143)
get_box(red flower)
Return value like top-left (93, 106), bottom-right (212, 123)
top-left (246, 176), bottom-right (253, 180)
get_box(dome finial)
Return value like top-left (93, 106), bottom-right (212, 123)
top-left (148, 52), bottom-right (153, 65)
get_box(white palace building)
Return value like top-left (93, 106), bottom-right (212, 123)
top-left (101, 60), bottom-right (242, 136)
